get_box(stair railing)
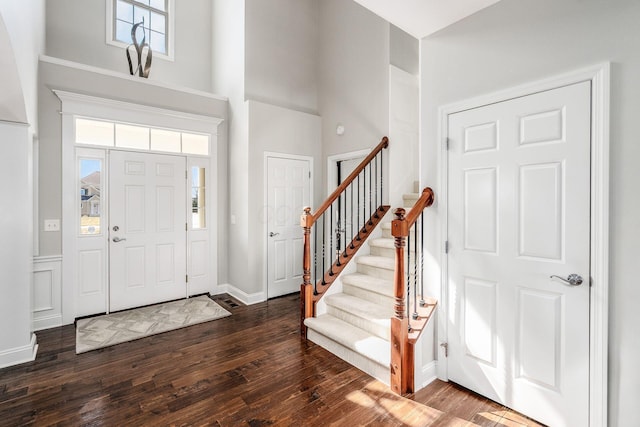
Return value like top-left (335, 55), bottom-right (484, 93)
top-left (390, 187), bottom-right (437, 394)
top-left (301, 137), bottom-right (390, 336)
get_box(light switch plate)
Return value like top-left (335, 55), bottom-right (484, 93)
top-left (44, 219), bottom-right (60, 232)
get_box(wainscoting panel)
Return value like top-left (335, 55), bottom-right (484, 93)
top-left (33, 256), bottom-right (63, 331)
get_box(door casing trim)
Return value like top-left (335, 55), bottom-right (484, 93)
top-left (436, 63), bottom-right (610, 427)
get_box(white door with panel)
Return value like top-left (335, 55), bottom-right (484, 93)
top-left (447, 82), bottom-right (591, 427)
top-left (109, 150), bottom-right (187, 311)
top-left (267, 157), bottom-right (311, 298)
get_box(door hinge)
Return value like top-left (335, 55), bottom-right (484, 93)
top-left (444, 137), bottom-right (450, 151)
top-left (440, 342), bottom-right (448, 357)
top-left (185, 170), bottom-right (188, 179)
top-left (185, 222), bottom-right (188, 231)
top-left (444, 240), bottom-right (449, 254)
top-left (309, 171), bottom-right (311, 179)
top-left (186, 274), bottom-right (189, 283)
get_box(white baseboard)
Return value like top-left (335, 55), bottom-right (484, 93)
top-left (421, 361), bottom-right (438, 389)
top-left (216, 283), bottom-right (266, 305)
top-left (33, 314), bottom-right (63, 332)
top-left (0, 334), bottom-right (38, 369)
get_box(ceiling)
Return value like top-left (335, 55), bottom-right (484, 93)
top-left (352, 0), bottom-right (503, 39)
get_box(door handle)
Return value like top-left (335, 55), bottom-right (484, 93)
top-left (550, 274), bottom-right (583, 286)
top-left (269, 232), bottom-right (279, 237)
top-left (112, 236), bottom-right (127, 243)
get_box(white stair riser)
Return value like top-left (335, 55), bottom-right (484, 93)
top-left (343, 283), bottom-right (395, 307)
top-left (307, 329), bottom-right (390, 385)
top-left (370, 245), bottom-right (395, 258)
top-left (357, 263), bottom-right (394, 281)
top-left (370, 244), bottom-right (418, 258)
top-left (326, 304), bottom-right (390, 340)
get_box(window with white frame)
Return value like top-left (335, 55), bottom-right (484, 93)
top-left (107, 0), bottom-right (173, 58)
top-left (75, 117), bottom-right (210, 155)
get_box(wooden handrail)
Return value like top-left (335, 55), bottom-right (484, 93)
top-left (390, 186), bottom-right (435, 394)
top-left (391, 187), bottom-right (434, 237)
top-left (300, 137), bottom-right (390, 337)
top-left (310, 136), bottom-right (388, 221)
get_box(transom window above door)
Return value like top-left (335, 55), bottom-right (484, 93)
top-left (75, 117), bottom-right (209, 155)
top-left (107, 0), bottom-right (174, 59)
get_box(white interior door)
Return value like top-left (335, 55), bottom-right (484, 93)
top-left (446, 81), bottom-right (591, 427)
top-left (109, 150), bottom-right (187, 311)
top-left (267, 156), bottom-right (311, 298)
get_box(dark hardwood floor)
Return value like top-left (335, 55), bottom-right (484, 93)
top-left (0, 294), bottom-right (544, 426)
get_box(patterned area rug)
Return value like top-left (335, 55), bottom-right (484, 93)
top-left (76, 296), bottom-right (231, 354)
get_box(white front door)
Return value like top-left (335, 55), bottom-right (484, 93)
top-left (447, 81), bottom-right (591, 427)
top-left (109, 150), bottom-right (187, 311)
top-left (266, 156), bottom-right (311, 298)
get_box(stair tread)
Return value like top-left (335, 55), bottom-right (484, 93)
top-left (357, 255), bottom-right (395, 270)
top-left (342, 273), bottom-right (393, 297)
top-left (305, 314), bottom-right (390, 366)
top-left (325, 293), bottom-right (394, 321)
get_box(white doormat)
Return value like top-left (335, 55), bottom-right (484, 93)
top-left (76, 296), bottom-right (231, 354)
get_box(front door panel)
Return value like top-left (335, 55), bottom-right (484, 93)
top-left (109, 151), bottom-right (187, 311)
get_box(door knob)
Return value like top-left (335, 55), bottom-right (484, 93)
top-left (550, 274), bottom-right (583, 286)
top-left (269, 232), bottom-right (279, 237)
top-left (112, 236), bottom-right (127, 243)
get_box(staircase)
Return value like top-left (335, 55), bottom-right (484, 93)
top-left (305, 185), bottom-right (433, 386)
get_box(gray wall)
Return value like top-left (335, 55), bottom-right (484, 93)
top-left (390, 24), bottom-right (418, 76)
top-left (211, 0), bottom-right (246, 291)
top-left (245, 0), bottom-right (318, 114)
top-left (38, 60), bottom-right (228, 285)
top-left (46, 0), bottom-right (213, 92)
top-left (420, 0), bottom-right (640, 424)
top-left (318, 0), bottom-right (390, 164)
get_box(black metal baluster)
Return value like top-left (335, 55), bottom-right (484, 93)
top-left (329, 203), bottom-right (334, 274)
top-left (314, 218), bottom-right (317, 288)
top-left (374, 153), bottom-right (378, 213)
top-left (380, 149), bottom-right (384, 206)
top-left (321, 212), bottom-right (326, 285)
top-left (420, 213), bottom-right (425, 306)
top-left (413, 222), bottom-right (418, 320)
top-left (357, 174), bottom-right (361, 240)
top-left (350, 181), bottom-right (354, 249)
top-left (368, 164), bottom-right (373, 225)
top-left (407, 228), bottom-right (411, 327)
top-left (363, 167), bottom-right (368, 228)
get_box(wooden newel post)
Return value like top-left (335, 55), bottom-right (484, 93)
top-left (390, 208), bottom-right (409, 394)
top-left (300, 207), bottom-right (314, 337)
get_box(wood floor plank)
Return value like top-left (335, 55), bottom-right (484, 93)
top-left (0, 293), bottom-right (544, 426)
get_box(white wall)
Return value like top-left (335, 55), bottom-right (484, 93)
top-left (0, 0), bottom-right (45, 127)
top-left (419, 1), bottom-right (640, 424)
top-left (46, 0), bottom-right (212, 92)
top-left (0, 0), bottom-right (44, 368)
